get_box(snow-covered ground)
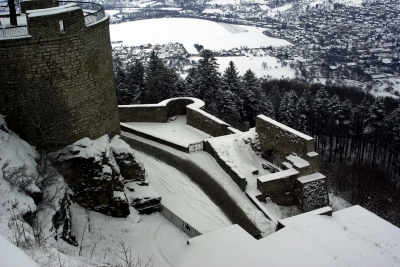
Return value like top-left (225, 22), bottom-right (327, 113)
top-left (135, 150), bottom-right (231, 233)
top-left (124, 116), bottom-right (211, 147)
top-left (2, 114), bottom-right (400, 266)
top-left (109, 18), bottom-right (292, 54)
top-left (216, 54), bottom-right (295, 79)
top-left (122, 131), bottom-right (276, 235)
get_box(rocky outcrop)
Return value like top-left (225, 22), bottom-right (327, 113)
top-left (49, 135), bottom-right (146, 218)
top-left (125, 181), bottom-right (161, 214)
top-left (110, 137), bottom-right (145, 182)
top-left (52, 193), bottom-right (78, 246)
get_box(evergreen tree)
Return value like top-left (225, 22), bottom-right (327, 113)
top-left (313, 87), bottom-right (330, 150)
top-left (242, 69), bottom-right (267, 126)
top-left (223, 61), bottom-right (241, 94)
top-left (194, 50), bottom-right (221, 112)
top-left (185, 67), bottom-right (198, 97)
top-left (278, 90), bottom-right (297, 128)
top-left (127, 59), bottom-right (145, 104)
top-left (143, 50), bottom-right (179, 103)
top-left (385, 105), bottom-right (400, 176)
top-left (295, 96), bottom-right (310, 134)
top-left (113, 58), bottom-right (129, 105)
top-left (173, 78), bottom-right (188, 98)
top-left (217, 89), bottom-right (242, 128)
top-left (366, 98), bottom-right (386, 164)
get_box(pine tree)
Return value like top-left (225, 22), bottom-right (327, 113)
top-left (242, 69), bottom-right (268, 126)
top-left (194, 50), bottom-right (221, 112)
top-left (113, 58), bottom-right (129, 105)
top-left (127, 59), bottom-right (145, 104)
top-left (216, 88), bottom-right (242, 129)
top-left (295, 96), bottom-right (309, 134)
top-left (223, 61), bottom-right (241, 94)
top-left (143, 50), bottom-right (179, 103)
top-left (366, 98), bottom-right (385, 164)
top-left (278, 90), bottom-right (297, 128)
top-left (313, 87), bottom-right (330, 150)
top-left (385, 105), bottom-right (400, 177)
top-left (173, 78), bottom-right (188, 98)
top-left (185, 67), bottom-right (198, 97)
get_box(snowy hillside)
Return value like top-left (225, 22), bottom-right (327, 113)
top-left (2, 108), bottom-right (400, 266)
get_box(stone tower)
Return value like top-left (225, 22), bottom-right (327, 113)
top-left (0, 1), bottom-right (120, 150)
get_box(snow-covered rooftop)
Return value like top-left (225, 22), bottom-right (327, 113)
top-left (297, 172), bottom-right (325, 184)
top-left (277, 206), bottom-right (332, 227)
top-left (175, 205), bottom-right (400, 266)
top-left (258, 168), bottom-right (299, 183)
top-left (286, 154), bottom-right (309, 168)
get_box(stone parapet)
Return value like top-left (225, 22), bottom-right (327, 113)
top-left (119, 97), bottom-right (232, 137)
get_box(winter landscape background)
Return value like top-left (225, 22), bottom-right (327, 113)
top-left (1, 0), bottom-right (400, 266)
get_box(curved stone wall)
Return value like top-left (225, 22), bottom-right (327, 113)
top-left (119, 97), bottom-right (232, 137)
top-left (0, 6), bottom-right (120, 150)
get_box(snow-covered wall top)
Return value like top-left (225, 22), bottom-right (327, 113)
top-left (256, 115), bottom-right (316, 162)
top-left (257, 115), bottom-right (313, 141)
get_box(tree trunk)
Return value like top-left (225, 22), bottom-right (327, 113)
top-left (8, 0), bottom-right (18, 26)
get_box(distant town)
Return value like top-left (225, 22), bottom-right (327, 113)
top-left (106, 0), bottom-right (400, 97)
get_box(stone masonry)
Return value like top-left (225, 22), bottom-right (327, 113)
top-left (119, 97), bottom-right (232, 137)
top-left (0, 4), bottom-right (120, 150)
top-left (256, 115), bottom-right (328, 211)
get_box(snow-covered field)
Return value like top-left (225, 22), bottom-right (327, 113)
top-left (216, 54), bottom-right (295, 79)
top-left (109, 18), bottom-right (292, 54)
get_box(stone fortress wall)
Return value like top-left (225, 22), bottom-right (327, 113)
top-left (0, 2), bottom-right (120, 150)
top-left (119, 98), bottom-right (329, 213)
top-left (255, 115), bottom-right (328, 212)
top-left (119, 97), bottom-right (232, 137)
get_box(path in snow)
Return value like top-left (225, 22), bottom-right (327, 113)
top-left (135, 150), bottom-right (231, 233)
top-left (122, 133), bottom-right (263, 237)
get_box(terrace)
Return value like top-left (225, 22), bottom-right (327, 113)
top-left (0, 0), bottom-right (105, 39)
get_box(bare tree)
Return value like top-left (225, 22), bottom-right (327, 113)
top-left (107, 238), bottom-right (154, 267)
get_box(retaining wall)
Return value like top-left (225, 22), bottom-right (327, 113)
top-left (203, 140), bottom-right (247, 191)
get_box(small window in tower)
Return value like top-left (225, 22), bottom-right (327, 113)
top-left (59, 20), bottom-right (65, 33)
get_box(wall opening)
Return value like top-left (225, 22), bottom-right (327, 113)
top-left (59, 20), bottom-right (65, 33)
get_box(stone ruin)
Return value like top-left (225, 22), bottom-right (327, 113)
top-left (255, 115), bottom-right (328, 212)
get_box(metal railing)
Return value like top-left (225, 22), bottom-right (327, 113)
top-left (0, 25), bottom-right (28, 38)
top-left (159, 204), bottom-right (202, 238)
top-left (56, 1), bottom-right (105, 25)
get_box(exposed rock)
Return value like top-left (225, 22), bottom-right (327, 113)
top-left (49, 135), bottom-right (146, 218)
top-left (52, 193), bottom-right (78, 246)
top-left (125, 181), bottom-right (161, 214)
top-left (110, 136), bottom-right (145, 182)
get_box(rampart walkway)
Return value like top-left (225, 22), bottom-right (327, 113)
top-left (121, 132), bottom-right (262, 238)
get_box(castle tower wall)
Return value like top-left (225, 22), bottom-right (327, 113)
top-left (0, 5), bottom-right (120, 150)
